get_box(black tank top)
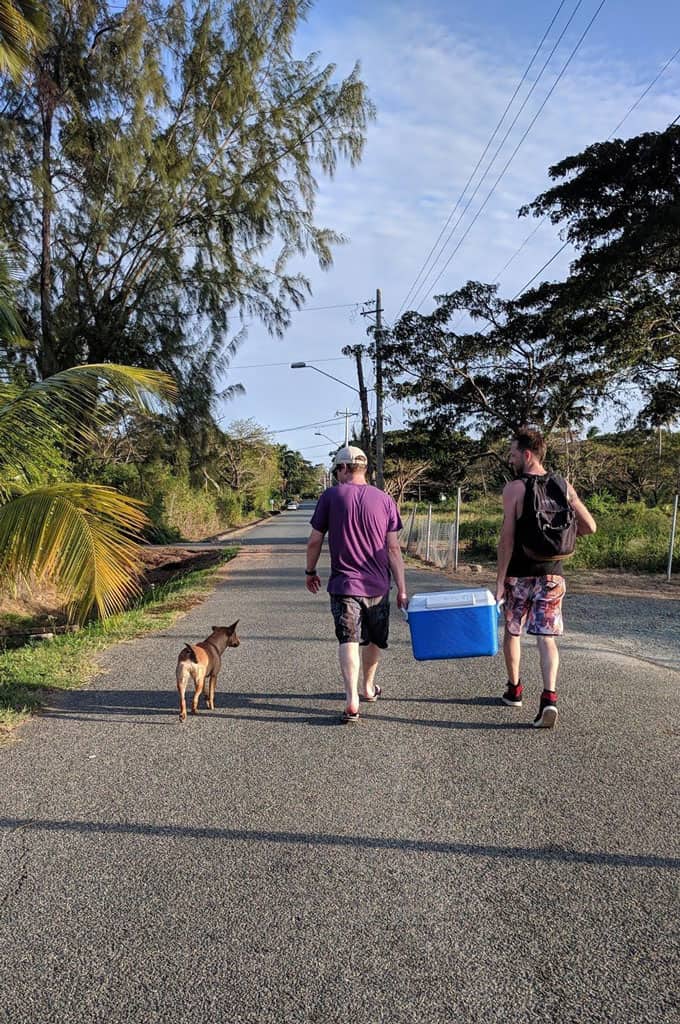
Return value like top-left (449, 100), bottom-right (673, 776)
top-left (507, 474), bottom-right (565, 577)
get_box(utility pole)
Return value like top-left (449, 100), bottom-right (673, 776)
top-left (360, 288), bottom-right (385, 489)
top-left (342, 344), bottom-right (372, 478)
top-left (335, 407), bottom-right (352, 446)
top-left (374, 288), bottom-right (385, 489)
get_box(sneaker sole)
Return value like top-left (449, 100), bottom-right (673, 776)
top-left (533, 706), bottom-right (558, 728)
top-left (501, 697), bottom-right (523, 707)
top-left (360, 685), bottom-right (382, 703)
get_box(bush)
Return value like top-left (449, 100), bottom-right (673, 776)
top-left (133, 462), bottom-right (230, 541)
top-left (216, 489), bottom-right (243, 524)
top-left (572, 502), bottom-right (674, 571)
top-left (410, 496), bottom-right (677, 572)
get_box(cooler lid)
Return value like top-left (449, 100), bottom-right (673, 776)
top-left (408, 588), bottom-right (496, 612)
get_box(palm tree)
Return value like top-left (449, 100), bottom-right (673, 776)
top-left (0, 251), bottom-right (22, 339)
top-left (0, 0), bottom-right (45, 79)
top-left (0, 363), bottom-right (177, 621)
top-left (1, 10), bottom-right (178, 623)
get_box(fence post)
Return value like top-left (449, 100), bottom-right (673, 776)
top-left (405, 503), bottom-right (417, 553)
top-left (426, 504), bottom-right (432, 562)
top-left (667, 494), bottom-right (679, 582)
top-left (453, 487), bottom-right (461, 571)
top-left (447, 520), bottom-right (456, 570)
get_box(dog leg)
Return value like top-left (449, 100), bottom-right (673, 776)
top-left (177, 669), bottom-right (188, 722)
top-left (191, 669), bottom-right (205, 715)
top-left (206, 671), bottom-right (217, 711)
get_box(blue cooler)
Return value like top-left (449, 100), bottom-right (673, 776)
top-left (406, 588), bottom-right (500, 661)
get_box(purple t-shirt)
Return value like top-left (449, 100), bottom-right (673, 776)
top-left (310, 483), bottom-right (403, 596)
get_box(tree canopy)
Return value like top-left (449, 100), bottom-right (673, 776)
top-left (386, 122), bottom-right (680, 446)
top-left (0, 0), bottom-right (374, 408)
top-left (382, 280), bottom-right (608, 439)
top-left (518, 124), bottom-right (680, 425)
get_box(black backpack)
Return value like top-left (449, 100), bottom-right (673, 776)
top-left (520, 473), bottom-right (577, 561)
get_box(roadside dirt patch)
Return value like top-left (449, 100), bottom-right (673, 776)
top-left (138, 547), bottom-right (226, 587)
top-left (0, 546), bottom-right (227, 636)
top-left (408, 559), bottom-right (680, 601)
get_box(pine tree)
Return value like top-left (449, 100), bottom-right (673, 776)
top-left (0, 0), bottom-right (374, 397)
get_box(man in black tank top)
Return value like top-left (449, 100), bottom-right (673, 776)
top-left (495, 427), bottom-right (597, 728)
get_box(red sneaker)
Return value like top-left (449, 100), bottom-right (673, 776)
top-left (501, 682), bottom-right (523, 707)
top-left (533, 693), bottom-right (558, 728)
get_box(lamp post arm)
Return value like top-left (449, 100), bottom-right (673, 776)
top-left (291, 362), bottom-right (360, 393)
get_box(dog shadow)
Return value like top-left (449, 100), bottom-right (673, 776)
top-left (42, 686), bottom-right (345, 725)
top-left (42, 686), bottom-right (524, 731)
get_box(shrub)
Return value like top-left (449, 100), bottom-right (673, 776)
top-left (409, 496), bottom-right (677, 572)
top-left (572, 502), bottom-right (673, 571)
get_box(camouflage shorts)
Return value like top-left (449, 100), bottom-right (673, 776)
top-left (330, 593), bottom-right (390, 648)
top-left (503, 575), bottom-right (566, 637)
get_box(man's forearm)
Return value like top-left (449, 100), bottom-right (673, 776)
top-left (306, 535), bottom-right (323, 572)
top-left (388, 547), bottom-right (406, 593)
top-left (496, 535), bottom-right (513, 585)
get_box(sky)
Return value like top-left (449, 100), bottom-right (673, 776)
top-left (218, 0), bottom-right (680, 466)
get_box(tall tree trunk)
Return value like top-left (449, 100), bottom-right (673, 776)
top-left (39, 80), bottom-right (57, 378)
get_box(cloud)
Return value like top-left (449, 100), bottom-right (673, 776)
top-left (224, 1), bottom-right (680, 452)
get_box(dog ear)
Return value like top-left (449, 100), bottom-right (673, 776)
top-left (228, 620), bottom-right (239, 632)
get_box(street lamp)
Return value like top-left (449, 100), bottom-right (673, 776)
top-left (291, 362), bottom-right (360, 445)
top-left (314, 431), bottom-right (340, 446)
top-left (290, 361), bottom-right (360, 393)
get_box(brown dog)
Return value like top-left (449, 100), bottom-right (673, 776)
top-left (176, 622), bottom-right (240, 721)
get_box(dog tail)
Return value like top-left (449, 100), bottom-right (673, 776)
top-left (180, 644), bottom-right (198, 663)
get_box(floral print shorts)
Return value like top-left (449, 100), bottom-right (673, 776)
top-left (503, 575), bottom-right (566, 636)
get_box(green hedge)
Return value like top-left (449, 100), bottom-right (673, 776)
top-left (404, 496), bottom-right (678, 572)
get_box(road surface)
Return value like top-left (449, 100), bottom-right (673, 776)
top-left (0, 506), bottom-right (678, 1023)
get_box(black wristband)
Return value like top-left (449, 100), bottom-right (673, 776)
top-left (305, 569), bottom-right (317, 576)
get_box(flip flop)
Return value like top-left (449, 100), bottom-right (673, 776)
top-left (361, 685), bottom-right (382, 703)
top-left (341, 709), bottom-right (360, 724)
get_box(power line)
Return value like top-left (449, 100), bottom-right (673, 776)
top-left (492, 218), bottom-right (546, 283)
top-left (494, 52), bottom-right (680, 293)
top-left (407, 0), bottom-right (589, 312)
top-left (216, 412), bottom-right (353, 431)
top-left (228, 300), bottom-right (364, 333)
top-left (270, 414), bottom-right (359, 435)
top-left (396, 0), bottom-right (573, 317)
top-left (296, 302), bottom-right (365, 312)
top-left (298, 442), bottom-right (344, 452)
top-left (415, 0), bottom-right (607, 307)
top-left (513, 241), bottom-right (570, 295)
top-left (609, 45), bottom-right (680, 137)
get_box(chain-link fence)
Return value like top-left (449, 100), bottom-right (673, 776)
top-left (400, 492), bottom-right (680, 578)
top-left (400, 499), bottom-right (461, 572)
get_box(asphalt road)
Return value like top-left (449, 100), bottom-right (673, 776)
top-left (0, 506), bottom-right (678, 1024)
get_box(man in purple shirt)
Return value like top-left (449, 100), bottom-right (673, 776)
top-left (305, 446), bottom-right (409, 723)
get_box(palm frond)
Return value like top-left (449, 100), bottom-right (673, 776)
top-left (0, 1), bottom-right (46, 79)
top-left (0, 251), bottom-right (25, 344)
top-left (0, 484), bottom-right (150, 621)
top-left (0, 364), bottom-right (177, 496)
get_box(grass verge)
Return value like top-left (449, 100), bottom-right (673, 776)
top-left (0, 548), bottom-right (238, 740)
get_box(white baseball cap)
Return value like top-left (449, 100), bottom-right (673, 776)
top-left (332, 445), bottom-right (368, 468)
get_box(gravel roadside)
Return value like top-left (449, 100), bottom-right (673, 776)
top-left (412, 561), bottom-right (680, 676)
